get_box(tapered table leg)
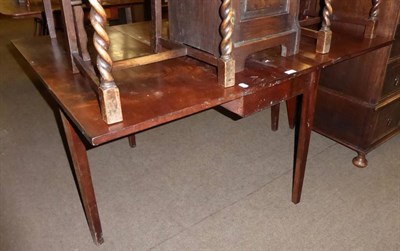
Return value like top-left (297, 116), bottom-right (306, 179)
top-left (292, 71), bottom-right (320, 204)
top-left (60, 111), bottom-right (104, 245)
top-left (128, 134), bottom-right (136, 148)
top-left (286, 97), bottom-right (297, 129)
top-left (271, 104), bottom-right (280, 131)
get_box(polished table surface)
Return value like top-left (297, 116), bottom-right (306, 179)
top-left (13, 23), bottom-right (392, 145)
top-left (0, 0), bottom-right (144, 18)
top-left (0, 0), bottom-right (49, 18)
top-left (12, 22), bottom-right (393, 244)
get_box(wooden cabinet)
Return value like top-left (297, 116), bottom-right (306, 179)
top-left (313, 0), bottom-right (400, 167)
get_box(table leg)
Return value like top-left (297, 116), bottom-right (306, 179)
top-left (292, 71), bottom-right (320, 204)
top-left (271, 104), bottom-right (280, 131)
top-left (124, 7), bottom-right (133, 23)
top-left (286, 97), bottom-right (297, 129)
top-left (60, 111), bottom-right (104, 245)
top-left (128, 134), bottom-right (136, 148)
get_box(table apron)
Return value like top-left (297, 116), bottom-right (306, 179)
top-left (221, 74), bottom-right (312, 117)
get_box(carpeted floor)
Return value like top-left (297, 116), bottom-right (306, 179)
top-left (0, 17), bottom-right (399, 251)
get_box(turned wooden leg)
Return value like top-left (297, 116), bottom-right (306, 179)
top-left (352, 152), bottom-right (368, 168)
top-left (61, 111), bottom-right (104, 245)
top-left (316, 0), bottom-right (333, 54)
top-left (292, 71), bottom-right (320, 204)
top-left (128, 134), bottom-right (136, 148)
top-left (286, 97), bottom-right (297, 129)
top-left (218, 0), bottom-right (235, 88)
top-left (271, 104), bottom-right (280, 131)
top-left (365, 0), bottom-right (380, 39)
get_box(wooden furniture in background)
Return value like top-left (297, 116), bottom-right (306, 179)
top-left (0, 0), bottom-right (48, 18)
top-left (274, 0), bottom-right (392, 134)
top-left (0, 0), bottom-right (144, 37)
top-left (169, 0), bottom-right (301, 74)
top-left (313, 0), bottom-right (400, 167)
top-left (299, 0), bottom-right (333, 54)
top-left (299, 0), bottom-right (320, 20)
top-left (299, 0), bottom-right (381, 55)
top-left (143, 0), bottom-right (168, 20)
top-left (331, 0), bottom-right (382, 39)
top-left (270, 0), bottom-right (331, 132)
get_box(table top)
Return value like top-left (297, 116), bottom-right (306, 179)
top-left (0, 0), bottom-right (143, 18)
top-left (0, 0), bottom-right (48, 18)
top-left (13, 22), bottom-right (393, 146)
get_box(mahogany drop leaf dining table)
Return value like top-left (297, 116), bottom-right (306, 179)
top-left (13, 22), bottom-right (393, 245)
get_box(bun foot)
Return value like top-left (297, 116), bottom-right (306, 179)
top-left (352, 153), bottom-right (368, 168)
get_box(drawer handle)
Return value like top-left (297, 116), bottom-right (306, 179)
top-left (387, 118), bottom-right (393, 127)
top-left (395, 76), bottom-right (400, 87)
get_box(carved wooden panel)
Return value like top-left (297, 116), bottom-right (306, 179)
top-left (169, 0), bottom-right (221, 56)
top-left (241, 0), bottom-right (288, 19)
top-left (299, 0), bottom-right (320, 19)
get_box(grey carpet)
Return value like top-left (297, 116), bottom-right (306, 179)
top-left (0, 17), bottom-right (399, 251)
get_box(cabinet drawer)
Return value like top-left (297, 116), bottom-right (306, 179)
top-left (381, 60), bottom-right (400, 98)
top-left (314, 88), bottom-right (400, 149)
top-left (372, 99), bottom-right (400, 143)
top-left (390, 24), bottom-right (400, 58)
